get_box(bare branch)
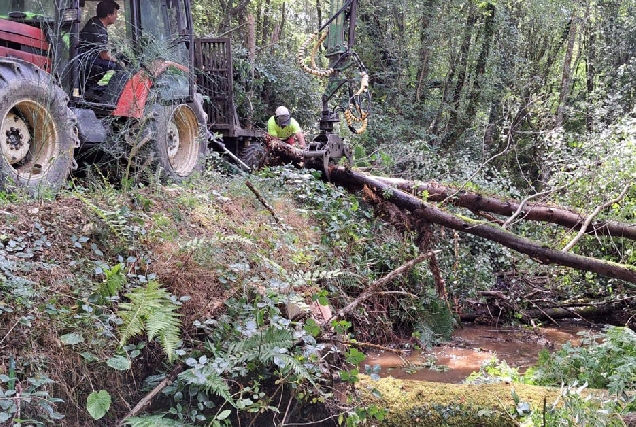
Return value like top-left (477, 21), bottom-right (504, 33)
top-left (332, 250), bottom-right (439, 321)
top-left (562, 183), bottom-right (632, 252)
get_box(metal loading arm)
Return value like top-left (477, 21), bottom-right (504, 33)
top-left (296, 0), bottom-right (371, 176)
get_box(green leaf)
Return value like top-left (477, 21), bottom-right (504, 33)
top-left (80, 352), bottom-right (99, 362)
top-left (303, 318), bottom-right (321, 337)
top-left (216, 409), bottom-right (231, 420)
top-left (345, 348), bottom-right (366, 365)
top-left (107, 355), bottom-right (131, 371)
top-left (87, 390), bottom-right (111, 420)
top-left (60, 332), bottom-right (84, 345)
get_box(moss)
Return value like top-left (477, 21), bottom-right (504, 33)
top-left (356, 375), bottom-right (562, 426)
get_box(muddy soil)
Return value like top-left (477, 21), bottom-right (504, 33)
top-left (364, 321), bottom-right (599, 383)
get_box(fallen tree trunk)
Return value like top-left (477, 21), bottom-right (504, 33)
top-left (328, 167), bottom-right (636, 284)
top-left (460, 293), bottom-right (636, 324)
top-left (374, 176), bottom-right (636, 241)
top-left (263, 141), bottom-right (636, 283)
top-left (267, 140), bottom-right (636, 240)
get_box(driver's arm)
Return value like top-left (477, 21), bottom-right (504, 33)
top-left (295, 131), bottom-right (306, 148)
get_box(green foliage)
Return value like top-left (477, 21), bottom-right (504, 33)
top-left (99, 263), bottom-right (127, 298)
top-left (465, 327), bottom-right (636, 425)
top-left (526, 383), bottom-right (626, 427)
top-left (465, 357), bottom-right (527, 385)
top-left (78, 189), bottom-right (133, 240)
top-left (0, 372), bottom-right (64, 425)
top-left (530, 326), bottom-right (636, 396)
top-left (231, 45), bottom-right (322, 131)
top-left (118, 281), bottom-right (182, 362)
top-left (409, 297), bottom-right (455, 346)
top-left (86, 390), bottom-right (111, 420)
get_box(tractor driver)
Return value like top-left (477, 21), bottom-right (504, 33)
top-left (78, 0), bottom-right (123, 97)
top-left (267, 106), bottom-right (307, 149)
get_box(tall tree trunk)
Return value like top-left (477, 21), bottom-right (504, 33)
top-left (444, 4), bottom-right (476, 141)
top-left (443, 2), bottom-right (496, 146)
top-left (415, 0), bottom-right (438, 103)
top-left (261, 0), bottom-right (271, 47)
top-left (583, 1), bottom-right (595, 132)
top-left (555, 15), bottom-right (579, 127)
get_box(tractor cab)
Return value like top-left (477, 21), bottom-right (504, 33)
top-left (0, 0), bottom-right (195, 108)
top-left (70, 0), bottom-right (195, 108)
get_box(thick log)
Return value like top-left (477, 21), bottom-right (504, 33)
top-left (460, 294), bottom-right (636, 324)
top-left (327, 167), bottom-right (636, 284)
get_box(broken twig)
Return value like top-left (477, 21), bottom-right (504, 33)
top-left (246, 180), bottom-right (280, 223)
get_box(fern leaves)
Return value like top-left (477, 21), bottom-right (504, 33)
top-left (178, 365), bottom-right (233, 404)
top-left (78, 189), bottom-right (131, 239)
top-left (118, 281), bottom-right (182, 362)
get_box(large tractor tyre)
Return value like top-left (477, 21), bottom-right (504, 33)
top-left (239, 140), bottom-right (269, 171)
top-left (0, 59), bottom-right (78, 195)
top-left (148, 101), bottom-right (208, 182)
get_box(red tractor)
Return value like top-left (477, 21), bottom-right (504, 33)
top-left (0, 0), bottom-right (259, 195)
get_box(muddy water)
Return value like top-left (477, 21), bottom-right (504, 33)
top-left (364, 322), bottom-right (593, 383)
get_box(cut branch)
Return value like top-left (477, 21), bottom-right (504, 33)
top-left (246, 180), bottom-right (280, 223)
top-left (118, 364), bottom-right (184, 426)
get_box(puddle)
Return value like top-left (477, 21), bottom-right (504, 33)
top-left (363, 322), bottom-right (594, 383)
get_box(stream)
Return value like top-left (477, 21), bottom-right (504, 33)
top-left (364, 321), bottom-right (597, 383)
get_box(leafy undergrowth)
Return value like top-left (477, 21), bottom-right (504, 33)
top-left (2, 160), bottom-right (635, 426)
top-left (0, 162), bottom-right (419, 426)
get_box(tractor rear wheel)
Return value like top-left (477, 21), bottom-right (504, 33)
top-left (0, 60), bottom-right (78, 195)
top-left (239, 140), bottom-right (269, 171)
top-left (150, 101), bottom-right (207, 181)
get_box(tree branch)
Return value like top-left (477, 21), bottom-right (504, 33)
top-left (562, 183), bottom-right (632, 252)
top-left (329, 167), bottom-right (636, 284)
top-left (332, 250), bottom-right (439, 321)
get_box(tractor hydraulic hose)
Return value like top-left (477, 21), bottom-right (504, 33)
top-left (297, 31), bottom-right (334, 77)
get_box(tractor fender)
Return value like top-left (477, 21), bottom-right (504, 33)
top-left (112, 60), bottom-right (189, 119)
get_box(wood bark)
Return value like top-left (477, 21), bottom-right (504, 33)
top-left (460, 294), bottom-right (635, 325)
top-left (556, 14), bottom-right (579, 126)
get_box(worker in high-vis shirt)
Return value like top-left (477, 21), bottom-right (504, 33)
top-left (267, 106), bottom-right (307, 149)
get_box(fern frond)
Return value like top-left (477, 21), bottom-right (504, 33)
top-left (124, 414), bottom-right (196, 427)
top-left (269, 352), bottom-right (316, 384)
top-left (146, 306), bottom-right (181, 358)
top-left (180, 235), bottom-right (255, 253)
top-left (118, 281), bottom-right (182, 362)
top-left (229, 326), bottom-right (294, 364)
top-left (217, 235), bottom-right (255, 245)
top-left (331, 272), bottom-right (363, 290)
top-left (178, 365), bottom-right (233, 404)
top-left (77, 193), bottom-right (130, 238)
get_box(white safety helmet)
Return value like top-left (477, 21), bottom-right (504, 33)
top-left (275, 106), bottom-right (291, 126)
